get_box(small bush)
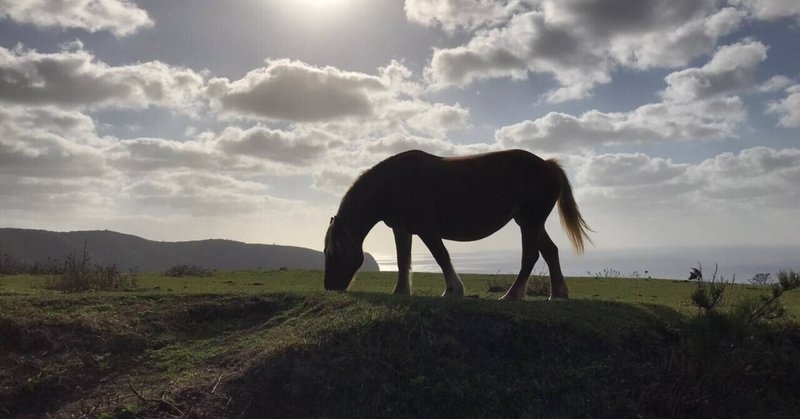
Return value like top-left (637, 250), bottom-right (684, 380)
top-left (46, 245), bottom-right (137, 292)
top-left (486, 272), bottom-right (550, 297)
top-left (164, 264), bottom-right (211, 278)
top-left (749, 272), bottom-right (773, 286)
top-left (689, 263), bottom-right (800, 326)
top-left (688, 263), bottom-right (729, 313)
top-left (745, 270), bottom-right (800, 324)
top-left (0, 253), bottom-right (62, 276)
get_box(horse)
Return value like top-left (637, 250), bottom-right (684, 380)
top-left (323, 149), bottom-right (592, 300)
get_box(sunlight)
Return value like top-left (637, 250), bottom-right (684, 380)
top-left (295, 0), bottom-right (351, 13)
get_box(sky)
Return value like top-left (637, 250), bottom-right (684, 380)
top-left (1, 0), bottom-right (799, 266)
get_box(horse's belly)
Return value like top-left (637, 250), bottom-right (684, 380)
top-left (434, 202), bottom-right (516, 241)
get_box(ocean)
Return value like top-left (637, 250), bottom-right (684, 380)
top-left (373, 245), bottom-right (800, 282)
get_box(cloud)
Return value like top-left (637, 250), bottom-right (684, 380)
top-left (662, 40), bottom-right (767, 103)
top-left (426, 11), bottom-right (611, 101)
top-left (0, 43), bottom-right (204, 110)
top-left (758, 75), bottom-right (795, 93)
top-left (687, 147), bottom-right (800, 204)
top-left (216, 125), bottom-right (339, 166)
top-left (0, 175), bottom-right (114, 212)
top-left (730, 0), bottom-right (800, 20)
top-left (401, 102), bottom-right (470, 137)
top-left (577, 153), bottom-right (688, 188)
top-left (423, 0), bottom-right (744, 101)
top-left (496, 97), bottom-right (745, 152)
top-left (496, 42), bottom-right (756, 152)
top-left (365, 133), bottom-right (496, 159)
top-left (767, 85), bottom-right (800, 128)
top-left (312, 166), bottom-right (361, 195)
top-left (123, 171), bottom-right (278, 216)
top-left (207, 59), bottom-right (388, 122)
top-left (404, 0), bottom-right (524, 32)
top-left (575, 147), bottom-right (800, 209)
top-left (0, 105), bottom-right (111, 178)
top-left (109, 137), bottom-right (220, 172)
top-left (379, 59), bottom-right (424, 97)
top-left (0, 0), bottom-right (153, 36)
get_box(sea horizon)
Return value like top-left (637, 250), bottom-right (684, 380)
top-left (373, 244), bottom-right (800, 282)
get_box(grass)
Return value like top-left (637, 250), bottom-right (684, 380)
top-left (4, 269), bottom-right (799, 317)
top-left (2, 270), bottom-right (800, 418)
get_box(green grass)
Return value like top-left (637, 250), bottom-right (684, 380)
top-left (2, 271), bottom-right (800, 418)
top-left (3, 269), bottom-right (798, 317)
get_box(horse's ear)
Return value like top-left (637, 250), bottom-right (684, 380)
top-left (329, 216), bottom-right (336, 225)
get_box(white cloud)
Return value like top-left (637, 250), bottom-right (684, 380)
top-left (757, 75), bottom-right (794, 93)
top-left (403, 102), bottom-right (471, 137)
top-left (688, 147), bottom-right (800, 204)
top-left (366, 133), bottom-right (460, 156)
top-left (575, 147), bottom-right (800, 208)
top-left (426, 11), bottom-right (611, 101)
top-left (767, 85), bottom-right (800, 128)
top-left (424, 0), bottom-right (744, 102)
top-left (496, 97), bottom-right (745, 152)
top-left (216, 125), bottom-right (339, 166)
top-left (577, 153), bottom-right (688, 188)
top-left (379, 59), bottom-right (424, 97)
top-left (123, 171), bottom-right (279, 216)
top-left (730, 0), bottom-right (800, 20)
top-left (0, 43), bottom-right (204, 110)
top-left (662, 40), bottom-right (767, 103)
top-left (0, 0), bottom-right (153, 36)
top-left (0, 105), bottom-right (111, 178)
top-left (0, 175), bottom-right (115, 212)
top-left (312, 166), bottom-right (361, 195)
top-left (207, 59), bottom-right (388, 122)
top-left (404, 0), bottom-right (525, 32)
top-left (496, 42), bottom-right (757, 152)
top-left (109, 137), bottom-right (220, 172)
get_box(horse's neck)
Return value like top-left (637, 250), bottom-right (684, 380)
top-left (337, 182), bottom-right (382, 244)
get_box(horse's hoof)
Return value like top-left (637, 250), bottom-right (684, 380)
top-left (499, 293), bottom-right (524, 301)
top-left (441, 289), bottom-right (465, 298)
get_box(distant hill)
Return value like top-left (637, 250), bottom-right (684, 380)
top-left (0, 228), bottom-right (379, 272)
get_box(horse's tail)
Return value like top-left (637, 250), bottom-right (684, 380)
top-left (547, 159), bottom-right (593, 255)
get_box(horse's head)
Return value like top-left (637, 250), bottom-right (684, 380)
top-left (324, 216), bottom-right (363, 291)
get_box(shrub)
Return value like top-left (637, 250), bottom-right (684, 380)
top-left (0, 253), bottom-right (62, 276)
top-left (46, 244), bottom-right (138, 292)
top-left (486, 270), bottom-right (550, 297)
top-left (689, 263), bottom-right (800, 326)
top-left (688, 263), bottom-right (729, 313)
top-left (164, 264), bottom-right (211, 277)
top-left (749, 272), bottom-right (773, 286)
top-left (588, 267), bottom-right (621, 280)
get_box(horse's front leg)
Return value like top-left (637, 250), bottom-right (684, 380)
top-left (420, 234), bottom-right (464, 298)
top-left (500, 223), bottom-right (541, 301)
top-left (392, 229), bottom-right (413, 296)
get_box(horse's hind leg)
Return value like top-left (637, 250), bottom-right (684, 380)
top-left (500, 224), bottom-right (541, 301)
top-left (538, 229), bottom-right (569, 299)
top-left (392, 229), bottom-right (413, 296)
top-left (419, 234), bottom-right (465, 298)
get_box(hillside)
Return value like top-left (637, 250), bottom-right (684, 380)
top-left (2, 286), bottom-right (799, 418)
top-left (0, 228), bottom-right (380, 272)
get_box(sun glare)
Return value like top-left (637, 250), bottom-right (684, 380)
top-left (296, 0), bottom-right (351, 12)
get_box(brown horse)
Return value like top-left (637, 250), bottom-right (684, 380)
top-left (323, 149), bottom-right (592, 300)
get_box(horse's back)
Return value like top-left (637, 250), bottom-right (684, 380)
top-left (378, 149), bottom-right (559, 239)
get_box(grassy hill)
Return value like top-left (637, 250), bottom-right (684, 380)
top-left (2, 271), bottom-right (799, 418)
top-left (0, 228), bottom-right (380, 272)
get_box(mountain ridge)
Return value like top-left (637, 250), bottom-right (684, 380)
top-left (0, 228), bottom-right (380, 272)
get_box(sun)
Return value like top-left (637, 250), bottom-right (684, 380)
top-left (295, 0), bottom-right (351, 12)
